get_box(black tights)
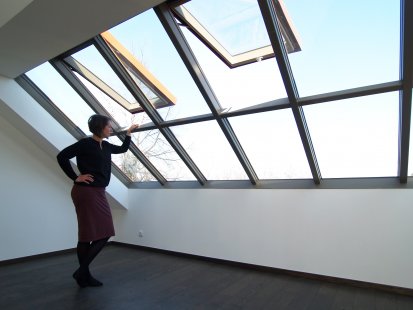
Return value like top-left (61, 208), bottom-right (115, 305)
top-left (76, 237), bottom-right (109, 277)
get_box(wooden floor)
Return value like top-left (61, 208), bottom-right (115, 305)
top-left (1, 244), bottom-right (413, 310)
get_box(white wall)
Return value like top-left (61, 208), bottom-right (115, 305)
top-left (0, 111), bottom-right (77, 260)
top-left (113, 188), bottom-right (413, 289)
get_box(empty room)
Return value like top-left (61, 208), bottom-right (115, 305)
top-left (1, 0), bottom-right (413, 309)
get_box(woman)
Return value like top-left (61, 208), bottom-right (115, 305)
top-left (57, 114), bottom-right (138, 288)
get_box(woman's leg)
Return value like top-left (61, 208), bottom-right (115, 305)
top-left (76, 241), bottom-right (90, 267)
top-left (73, 237), bottom-right (109, 287)
top-left (80, 237), bottom-right (109, 273)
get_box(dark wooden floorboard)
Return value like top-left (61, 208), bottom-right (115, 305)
top-left (375, 290), bottom-right (397, 310)
top-left (1, 244), bottom-right (413, 310)
top-left (397, 294), bottom-right (413, 310)
top-left (307, 283), bottom-right (339, 310)
top-left (331, 285), bottom-right (357, 309)
top-left (287, 280), bottom-right (326, 310)
top-left (353, 287), bottom-right (377, 310)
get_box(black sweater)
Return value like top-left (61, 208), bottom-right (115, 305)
top-left (57, 136), bottom-right (131, 187)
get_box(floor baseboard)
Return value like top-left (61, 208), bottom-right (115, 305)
top-left (110, 241), bottom-right (413, 297)
top-left (0, 248), bottom-right (76, 266)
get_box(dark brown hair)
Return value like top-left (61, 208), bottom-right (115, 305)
top-left (88, 114), bottom-right (111, 137)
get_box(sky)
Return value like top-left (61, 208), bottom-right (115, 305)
top-left (26, 0), bottom-right (405, 182)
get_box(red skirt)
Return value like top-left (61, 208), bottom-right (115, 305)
top-left (71, 184), bottom-right (115, 242)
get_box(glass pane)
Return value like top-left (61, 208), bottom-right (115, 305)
top-left (171, 121), bottom-right (248, 180)
top-left (108, 136), bottom-right (156, 182)
top-left (124, 69), bottom-right (162, 106)
top-left (284, 0), bottom-right (400, 96)
top-left (304, 92), bottom-right (399, 178)
top-left (74, 72), bottom-right (137, 129)
top-left (181, 26), bottom-right (287, 111)
top-left (408, 90), bottom-right (413, 177)
top-left (131, 130), bottom-right (196, 181)
top-left (229, 110), bottom-right (312, 179)
top-left (71, 45), bottom-right (138, 104)
top-left (183, 0), bottom-right (269, 55)
top-left (26, 62), bottom-right (95, 134)
top-left (107, 9), bottom-right (211, 121)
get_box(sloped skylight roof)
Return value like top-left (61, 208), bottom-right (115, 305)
top-left (18, 0), bottom-right (413, 189)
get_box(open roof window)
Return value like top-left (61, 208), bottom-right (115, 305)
top-left (64, 31), bottom-right (176, 114)
top-left (172, 0), bottom-right (301, 68)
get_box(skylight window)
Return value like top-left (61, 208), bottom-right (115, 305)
top-left (107, 9), bottom-right (212, 122)
top-left (18, 0), bottom-right (411, 189)
top-left (68, 33), bottom-right (177, 115)
top-left (26, 62), bottom-right (95, 134)
top-left (229, 109), bottom-right (312, 179)
top-left (101, 31), bottom-right (177, 111)
top-left (170, 120), bottom-right (249, 180)
top-left (284, 0), bottom-right (399, 96)
top-left (304, 92), bottom-right (399, 178)
top-left (172, 0), bottom-right (301, 68)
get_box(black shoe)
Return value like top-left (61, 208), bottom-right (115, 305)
top-left (72, 270), bottom-right (88, 288)
top-left (87, 274), bottom-right (103, 287)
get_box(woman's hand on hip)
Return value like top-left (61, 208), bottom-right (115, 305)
top-left (76, 174), bottom-right (94, 184)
